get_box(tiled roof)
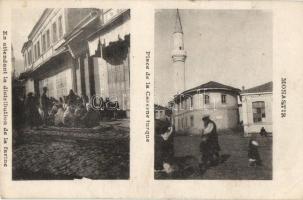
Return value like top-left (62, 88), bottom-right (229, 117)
top-left (183, 81), bottom-right (240, 94)
top-left (154, 104), bottom-right (170, 111)
top-left (242, 81), bottom-right (273, 94)
top-left (174, 81), bottom-right (240, 100)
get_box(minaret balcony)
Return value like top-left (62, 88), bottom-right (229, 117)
top-left (171, 49), bottom-right (187, 62)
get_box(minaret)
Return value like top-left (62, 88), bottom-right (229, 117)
top-left (171, 9), bottom-right (187, 95)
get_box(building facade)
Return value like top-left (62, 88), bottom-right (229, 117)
top-left (154, 104), bottom-right (172, 120)
top-left (87, 9), bottom-right (130, 115)
top-left (20, 8), bottom-right (130, 114)
top-left (241, 81), bottom-right (273, 136)
top-left (21, 8), bottom-right (100, 98)
top-left (172, 81), bottom-right (240, 134)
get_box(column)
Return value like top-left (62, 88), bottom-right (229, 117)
top-left (71, 58), bottom-right (78, 93)
top-left (79, 56), bottom-right (86, 96)
top-left (87, 53), bottom-right (96, 96)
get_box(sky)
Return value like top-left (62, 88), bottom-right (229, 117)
top-left (11, 8), bottom-right (44, 73)
top-left (155, 9), bottom-right (272, 106)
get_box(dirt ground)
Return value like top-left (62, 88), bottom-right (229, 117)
top-left (156, 130), bottom-right (272, 180)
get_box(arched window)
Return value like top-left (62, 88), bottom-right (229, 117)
top-left (252, 101), bottom-right (266, 123)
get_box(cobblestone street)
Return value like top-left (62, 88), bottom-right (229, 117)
top-left (13, 120), bottom-right (129, 180)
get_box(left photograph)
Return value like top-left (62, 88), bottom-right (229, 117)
top-left (11, 8), bottom-right (130, 180)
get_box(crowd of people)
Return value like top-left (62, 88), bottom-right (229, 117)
top-left (13, 87), bottom-right (122, 130)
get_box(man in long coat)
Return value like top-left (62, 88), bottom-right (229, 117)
top-left (200, 114), bottom-right (221, 167)
top-left (40, 87), bottom-right (49, 126)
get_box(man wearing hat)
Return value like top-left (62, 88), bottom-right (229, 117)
top-left (200, 114), bottom-right (221, 168)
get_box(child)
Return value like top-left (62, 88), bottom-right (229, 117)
top-left (248, 139), bottom-right (262, 167)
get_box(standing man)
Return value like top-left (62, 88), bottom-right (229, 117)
top-left (41, 87), bottom-right (49, 126)
top-left (200, 114), bottom-right (221, 169)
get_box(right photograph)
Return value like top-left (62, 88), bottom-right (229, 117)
top-left (154, 9), bottom-right (272, 180)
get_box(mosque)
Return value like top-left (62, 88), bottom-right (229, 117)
top-left (170, 10), bottom-right (241, 134)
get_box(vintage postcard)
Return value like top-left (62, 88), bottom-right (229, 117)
top-left (0, 0), bottom-right (303, 199)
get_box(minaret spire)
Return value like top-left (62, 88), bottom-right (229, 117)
top-left (172, 9), bottom-right (187, 95)
top-left (174, 9), bottom-right (183, 33)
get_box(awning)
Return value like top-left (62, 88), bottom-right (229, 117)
top-left (20, 48), bottom-right (69, 79)
top-left (88, 11), bottom-right (130, 56)
top-left (19, 69), bottom-right (33, 80)
top-left (31, 48), bottom-right (69, 78)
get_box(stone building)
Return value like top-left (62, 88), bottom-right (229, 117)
top-left (154, 104), bottom-right (172, 120)
top-left (19, 8), bottom-right (130, 115)
top-left (240, 81), bottom-right (273, 136)
top-left (173, 81), bottom-right (240, 134)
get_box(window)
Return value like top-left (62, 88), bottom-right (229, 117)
top-left (190, 115), bottom-right (194, 127)
top-left (221, 94), bottom-right (226, 104)
top-left (46, 29), bottom-right (50, 48)
top-left (190, 96), bottom-right (193, 109)
top-left (160, 110), bottom-right (164, 116)
top-left (181, 118), bottom-right (184, 129)
top-left (37, 41), bottom-right (41, 57)
top-left (28, 50), bottom-right (32, 65)
top-left (158, 111), bottom-right (161, 118)
top-left (175, 103), bottom-right (178, 111)
top-left (178, 118), bottom-right (180, 129)
top-left (34, 44), bottom-right (37, 60)
top-left (204, 94), bottom-right (210, 104)
top-left (42, 34), bottom-right (46, 52)
top-left (252, 101), bottom-right (266, 123)
top-left (58, 16), bottom-right (63, 39)
top-left (52, 22), bottom-right (57, 43)
top-left (24, 54), bottom-right (27, 68)
top-left (185, 117), bottom-right (188, 128)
